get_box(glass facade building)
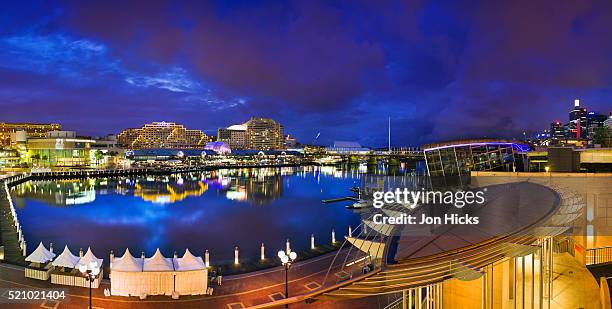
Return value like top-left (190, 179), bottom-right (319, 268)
top-left (423, 140), bottom-right (531, 187)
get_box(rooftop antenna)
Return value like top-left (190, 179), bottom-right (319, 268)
top-left (574, 99), bottom-right (580, 107)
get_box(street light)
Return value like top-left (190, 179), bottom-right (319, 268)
top-left (78, 261), bottom-right (100, 309)
top-left (278, 249), bottom-right (297, 308)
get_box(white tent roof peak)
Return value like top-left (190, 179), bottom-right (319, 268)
top-left (144, 248), bottom-right (174, 272)
top-left (25, 242), bottom-right (55, 263)
top-left (175, 248), bottom-right (206, 271)
top-left (52, 245), bottom-right (79, 268)
top-left (111, 248), bottom-right (143, 272)
top-left (78, 246), bottom-right (103, 268)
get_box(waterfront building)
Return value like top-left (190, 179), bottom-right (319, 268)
top-left (217, 124), bottom-right (247, 149)
top-left (422, 139), bottom-right (531, 186)
top-left (284, 135), bottom-right (297, 148)
top-left (245, 117), bottom-right (284, 150)
top-left (0, 122), bottom-right (61, 146)
top-left (117, 121), bottom-right (210, 149)
top-left (24, 131), bottom-right (94, 168)
top-left (0, 148), bottom-right (19, 167)
top-left (325, 141), bottom-right (370, 154)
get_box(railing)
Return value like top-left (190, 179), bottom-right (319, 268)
top-left (601, 277), bottom-right (611, 309)
top-left (586, 246), bottom-right (612, 265)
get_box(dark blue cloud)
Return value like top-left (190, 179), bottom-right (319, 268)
top-left (0, 0), bottom-right (611, 146)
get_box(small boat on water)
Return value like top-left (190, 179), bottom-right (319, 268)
top-left (346, 199), bottom-right (370, 209)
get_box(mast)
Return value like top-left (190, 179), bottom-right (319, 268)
top-left (388, 116), bottom-right (391, 152)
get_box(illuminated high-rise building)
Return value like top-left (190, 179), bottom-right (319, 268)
top-left (217, 124), bottom-right (247, 149)
top-left (117, 121), bottom-right (210, 149)
top-left (245, 117), bottom-right (284, 150)
top-left (586, 111), bottom-right (608, 139)
top-left (0, 122), bottom-right (61, 146)
top-left (568, 99), bottom-right (587, 139)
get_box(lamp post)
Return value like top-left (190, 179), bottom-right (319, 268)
top-left (78, 261), bottom-right (100, 309)
top-left (277, 249), bottom-right (297, 308)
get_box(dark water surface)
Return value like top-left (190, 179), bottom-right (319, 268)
top-left (12, 166), bottom-right (393, 264)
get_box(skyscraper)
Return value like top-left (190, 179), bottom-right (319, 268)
top-left (550, 121), bottom-right (565, 141)
top-left (586, 111), bottom-right (608, 139)
top-left (569, 99), bottom-right (587, 139)
top-left (245, 117), bottom-right (284, 150)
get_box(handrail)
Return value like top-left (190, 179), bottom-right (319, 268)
top-left (587, 246), bottom-right (612, 265)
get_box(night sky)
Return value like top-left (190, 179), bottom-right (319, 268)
top-left (1, 1), bottom-right (611, 147)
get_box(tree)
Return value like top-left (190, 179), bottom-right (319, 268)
top-left (593, 127), bottom-right (611, 147)
top-left (94, 150), bottom-right (104, 166)
top-left (31, 154), bottom-right (40, 167)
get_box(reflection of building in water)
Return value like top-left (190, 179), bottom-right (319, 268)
top-left (131, 181), bottom-right (208, 204)
top-left (215, 168), bottom-right (284, 205)
top-left (12, 180), bottom-right (96, 206)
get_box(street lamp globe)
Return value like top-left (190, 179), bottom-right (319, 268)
top-left (289, 251), bottom-right (297, 261)
top-left (278, 250), bottom-right (286, 259)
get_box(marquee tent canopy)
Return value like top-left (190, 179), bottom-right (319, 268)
top-left (143, 249), bottom-right (174, 271)
top-left (25, 242), bottom-right (56, 264)
top-left (174, 249), bottom-right (206, 271)
top-left (51, 245), bottom-right (79, 268)
top-left (78, 247), bottom-right (103, 267)
top-left (111, 248), bottom-right (143, 272)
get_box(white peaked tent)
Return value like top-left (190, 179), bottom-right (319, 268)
top-left (52, 245), bottom-right (79, 268)
top-left (174, 249), bottom-right (207, 296)
top-left (111, 248), bottom-right (143, 271)
top-left (110, 249), bottom-right (144, 296)
top-left (25, 242), bottom-right (56, 280)
top-left (25, 242), bottom-right (56, 264)
top-left (110, 248), bottom-right (207, 298)
top-left (78, 247), bottom-right (103, 268)
top-left (142, 249), bottom-right (175, 296)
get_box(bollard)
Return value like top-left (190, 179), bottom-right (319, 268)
top-left (205, 249), bottom-right (210, 267)
top-left (311, 234), bottom-right (315, 250)
top-left (173, 251), bottom-right (178, 259)
top-left (261, 243), bottom-right (265, 260)
top-left (234, 246), bottom-right (239, 265)
top-left (348, 226), bottom-right (352, 237)
top-left (286, 239), bottom-right (291, 254)
top-left (79, 248), bottom-right (84, 258)
top-left (332, 228), bottom-right (336, 243)
top-left (49, 243), bottom-right (53, 254)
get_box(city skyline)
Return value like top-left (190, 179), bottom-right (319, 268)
top-left (1, 1), bottom-right (612, 146)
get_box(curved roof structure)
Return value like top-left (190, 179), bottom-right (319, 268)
top-left (204, 141), bottom-right (231, 155)
top-left (227, 124), bottom-right (247, 131)
top-left (52, 245), bottom-right (79, 268)
top-left (422, 138), bottom-right (531, 152)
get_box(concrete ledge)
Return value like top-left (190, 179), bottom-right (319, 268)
top-left (471, 171), bottom-right (612, 177)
